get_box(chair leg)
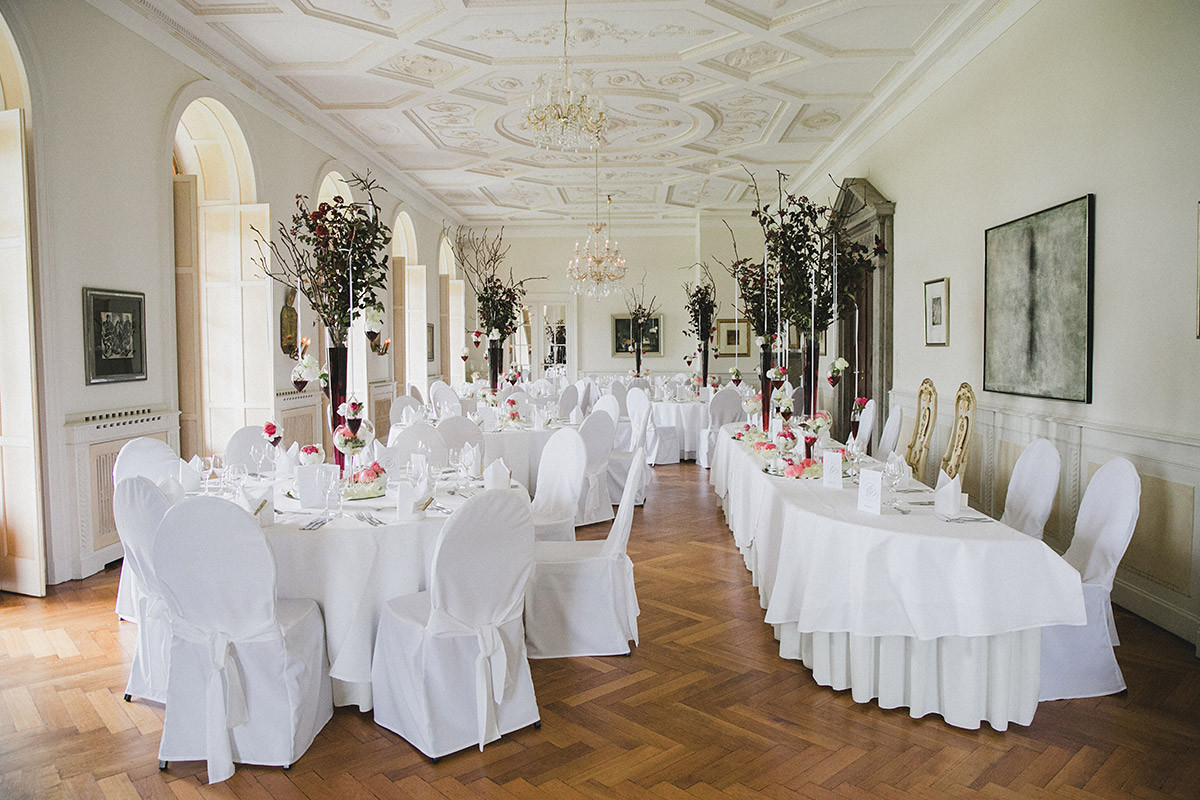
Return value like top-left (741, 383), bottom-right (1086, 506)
top-left (158, 761), bottom-right (168, 771)
top-left (431, 757), bottom-right (441, 764)
top-left (283, 765), bottom-right (291, 771)
top-left (123, 694), bottom-right (132, 702)
top-left (533, 720), bottom-right (542, 730)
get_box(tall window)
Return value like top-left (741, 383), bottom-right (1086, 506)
top-left (438, 237), bottom-right (466, 385)
top-left (392, 211), bottom-right (425, 396)
top-left (172, 98), bottom-right (269, 458)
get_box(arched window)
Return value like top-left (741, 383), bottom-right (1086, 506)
top-left (438, 236), bottom-right (466, 385)
top-left (172, 97), bottom-right (269, 459)
top-left (0, 12), bottom-right (44, 595)
top-left (393, 211), bottom-right (426, 397)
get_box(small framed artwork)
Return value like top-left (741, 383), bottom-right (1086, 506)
top-left (83, 287), bottom-right (146, 385)
top-left (426, 323), bottom-right (435, 361)
top-left (924, 278), bottom-right (949, 346)
top-left (612, 315), bottom-right (662, 356)
top-left (714, 318), bottom-right (750, 358)
top-left (787, 325), bottom-right (827, 354)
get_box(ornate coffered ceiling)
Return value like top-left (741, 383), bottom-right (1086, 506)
top-left (114, 0), bottom-right (1017, 227)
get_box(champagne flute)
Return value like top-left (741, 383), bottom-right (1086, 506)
top-left (225, 463), bottom-right (248, 498)
top-left (201, 455), bottom-right (214, 495)
top-left (317, 467), bottom-right (338, 518)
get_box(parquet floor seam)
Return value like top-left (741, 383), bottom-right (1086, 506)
top-left (1, 463), bottom-right (1198, 798)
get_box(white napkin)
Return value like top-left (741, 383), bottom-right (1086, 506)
top-left (187, 454), bottom-right (203, 472)
top-left (275, 445), bottom-right (300, 478)
top-left (531, 406), bottom-right (546, 430)
top-left (178, 459), bottom-right (202, 493)
top-left (295, 464), bottom-right (337, 510)
top-left (569, 407), bottom-right (583, 425)
top-left (395, 473), bottom-right (431, 521)
top-left (241, 486), bottom-right (275, 527)
top-left (409, 453), bottom-right (427, 477)
top-left (934, 470), bottom-right (964, 517)
top-left (401, 407), bottom-right (417, 425)
top-left (483, 458), bottom-right (511, 491)
top-left (157, 475), bottom-right (187, 505)
top-left (462, 443), bottom-right (482, 478)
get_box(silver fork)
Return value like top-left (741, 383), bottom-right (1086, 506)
top-left (301, 516), bottom-right (329, 530)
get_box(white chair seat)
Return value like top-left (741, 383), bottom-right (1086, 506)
top-left (607, 450), bottom-right (648, 506)
top-left (645, 424), bottom-right (680, 466)
top-left (532, 539), bottom-right (607, 562)
top-left (532, 513), bottom-right (576, 543)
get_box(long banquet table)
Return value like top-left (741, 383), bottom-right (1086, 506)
top-left (710, 425), bottom-right (1087, 730)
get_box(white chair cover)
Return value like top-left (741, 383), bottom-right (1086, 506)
top-left (1000, 439), bottom-right (1061, 540)
top-left (531, 428), bottom-right (587, 542)
top-left (113, 437), bottom-right (178, 485)
top-left (629, 378), bottom-right (649, 391)
top-left (371, 490), bottom-right (538, 758)
top-left (558, 385), bottom-right (579, 418)
top-left (531, 378), bottom-right (553, 397)
top-left (608, 388), bottom-right (651, 506)
top-left (497, 385), bottom-right (516, 402)
top-left (526, 452), bottom-right (645, 658)
top-left (428, 379), bottom-right (450, 399)
top-left (1040, 458), bottom-right (1141, 701)
top-left (437, 415), bottom-right (484, 452)
top-left (854, 399), bottom-right (877, 451)
top-left (877, 406), bottom-right (903, 456)
top-left (573, 379), bottom-right (590, 414)
top-left (114, 477), bottom-right (174, 703)
top-left (154, 497), bottom-right (332, 784)
top-left (476, 405), bottom-right (499, 432)
top-left (507, 390), bottom-right (532, 419)
top-left (576, 411), bottom-right (616, 527)
top-left (387, 422), bottom-right (449, 468)
top-left (113, 437), bottom-right (180, 621)
top-left (636, 388), bottom-right (680, 466)
top-left (223, 426), bottom-right (264, 472)
top-left (697, 388), bottom-right (743, 469)
top-left (592, 395), bottom-right (620, 425)
top-left (790, 384), bottom-right (805, 411)
top-left (430, 383), bottom-right (461, 417)
top-left (408, 383), bottom-right (425, 404)
top-left (609, 381), bottom-right (629, 419)
top-left (389, 395), bottom-right (421, 425)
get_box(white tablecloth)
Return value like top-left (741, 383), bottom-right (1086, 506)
top-left (710, 426), bottom-right (1086, 729)
top-left (483, 426), bottom-right (556, 492)
top-left (652, 400), bottom-right (709, 460)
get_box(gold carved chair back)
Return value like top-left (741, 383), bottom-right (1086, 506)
top-left (904, 378), bottom-right (938, 479)
top-left (940, 382), bottom-right (977, 479)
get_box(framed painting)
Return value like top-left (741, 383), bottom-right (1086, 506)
top-left (83, 287), bottom-right (146, 385)
top-left (612, 315), bottom-right (661, 356)
top-left (984, 194), bottom-right (1094, 402)
top-left (714, 318), bottom-right (750, 358)
top-left (924, 278), bottom-right (949, 346)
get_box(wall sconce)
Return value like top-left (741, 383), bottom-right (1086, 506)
top-left (371, 336), bottom-right (391, 356)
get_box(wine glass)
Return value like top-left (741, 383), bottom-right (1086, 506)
top-left (210, 453), bottom-right (224, 492)
top-left (225, 463), bottom-right (248, 498)
top-left (882, 457), bottom-right (903, 498)
top-left (250, 443), bottom-right (271, 477)
top-left (201, 455), bottom-right (214, 495)
top-left (316, 468), bottom-right (339, 518)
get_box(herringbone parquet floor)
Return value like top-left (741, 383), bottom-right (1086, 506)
top-left (3, 463), bottom-right (1199, 799)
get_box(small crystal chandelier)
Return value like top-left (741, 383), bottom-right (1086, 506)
top-left (523, 0), bottom-right (606, 151)
top-left (569, 150), bottom-right (626, 297)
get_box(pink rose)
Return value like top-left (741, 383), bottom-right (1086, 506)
top-left (784, 463), bottom-right (804, 478)
top-left (301, 445), bottom-right (319, 455)
top-left (263, 422), bottom-right (277, 436)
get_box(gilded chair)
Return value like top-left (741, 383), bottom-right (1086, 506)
top-left (940, 383), bottom-right (977, 479)
top-left (904, 378), bottom-right (937, 479)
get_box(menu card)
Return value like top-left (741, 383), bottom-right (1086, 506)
top-left (857, 468), bottom-right (883, 514)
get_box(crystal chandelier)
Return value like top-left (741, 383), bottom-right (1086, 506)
top-left (569, 150), bottom-right (626, 297)
top-left (523, 0), bottom-right (606, 151)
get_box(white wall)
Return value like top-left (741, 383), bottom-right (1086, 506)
top-left (810, 0), bottom-right (1200, 648)
top-left (0, 0), bottom-right (448, 583)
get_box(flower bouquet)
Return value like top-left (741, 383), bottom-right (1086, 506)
top-left (343, 461), bottom-right (387, 500)
top-left (472, 329), bottom-right (483, 348)
top-left (501, 397), bottom-right (522, 426)
top-left (299, 444), bottom-right (325, 466)
top-left (333, 425), bottom-right (367, 459)
top-left (742, 392), bottom-right (762, 417)
top-left (262, 420), bottom-right (282, 447)
top-left (750, 441), bottom-right (778, 460)
top-left (784, 457), bottom-right (822, 479)
top-left (774, 425), bottom-right (797, 453)
top-left (478, 386), bottom-right (499, 406)
top-left (337, 398), bottom-right (366, 434)
top-left (460, 346), bottom-right (469, 363)
top-left (777, 395), bottom-right (794, 422)
top-left (684, 353), bottom-right (693, 367)
top-left (363, 305), bottom-right (384, 343)
top-left (729, 366), bottom-right (741, 386)
top-left (291, 344), bottom-right (319, 391)
top-left (828, 356), bottom-right (849, 387)
top-left (505, 367), bottom-right (522, 386)
top-left (800, 411), bottom-right (831, 459)
top-left (850, 396), bottom-right (868, 439)
top-left (767, 365), bottom-right (787, 390)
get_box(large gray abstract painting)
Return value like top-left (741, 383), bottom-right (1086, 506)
top-left (984, 195), bottom-right (1093, 402)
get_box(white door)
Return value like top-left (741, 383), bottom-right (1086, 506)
top-left (0, 108), bottom-right (46, 596)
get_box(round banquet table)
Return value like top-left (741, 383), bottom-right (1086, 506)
top-left (709, 425), bottom-right (1087, 730)
top-left (651, 399), bottom-right (709, 460)
top-left (482, 425), bottom-right (556, 491)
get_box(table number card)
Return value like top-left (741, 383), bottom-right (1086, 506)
top-left (822, 451), bottom-right (844, 489)
top-left (857, 468), bottom-right (883, 514)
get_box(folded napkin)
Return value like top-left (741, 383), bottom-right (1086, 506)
top-left (401, 407), bottom-right (417, 425)
top-left (275, 444), bottom-right (300, 478)
top-left (295, 464), bottom-right (338, 510)
top-left (409, 452), bottom-right (428, 477)
top-left (158, 475), bottom-right (187, 505)
top-left (396, 473), bottom-right (432, 521)
top-left (241, 485), bottom-right (275, 526)
top-left (462, 443), bottom-right (482, 478)
top-left (531, 406), bottom-right (546, 430)
top-left (188, 454), bottom-right (203, 471)
top-left (934, 470), bottom-right (964, 517)
top-left (483, 458), bottom-right (511, 491)
top-left (569, 407), bottom-right (583, 425)
top-left (178, 458), bottom-right (202, 493)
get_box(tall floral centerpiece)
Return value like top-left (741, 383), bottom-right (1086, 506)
top-left (253, 173), bottom-right (392, 471)
top-left (748, 173), bottom-right (882, 416)
top-left (682, 262), bottom-right (719, 388)
top-left (720, 222), bottom-right (780, 431)
top-left (625, 279), bottom-right (659, 377)
top-left (451, 226), bottom-right (543, 390)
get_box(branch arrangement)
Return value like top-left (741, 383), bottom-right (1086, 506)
top-left (448, 225), bottom-right (544, 340)
top-left (681, 261), bottom-right (719, 345)
top-left (716, 220), bottom-right (779, 340)
top-left (252, 173), bottom-right (392, 346)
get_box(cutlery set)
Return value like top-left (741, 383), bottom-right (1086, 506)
top-left (354, 512), bottom-right (385, 527)
top-left (300, 517), bottom-right (329, 530)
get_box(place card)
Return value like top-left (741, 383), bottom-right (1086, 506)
top-left (822, 450), bottom-right (843, 489)
top-left (857, 468), bottom-right (883, 515)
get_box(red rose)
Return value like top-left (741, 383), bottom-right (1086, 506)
top-left (263, 422), bottom-right (277, 436)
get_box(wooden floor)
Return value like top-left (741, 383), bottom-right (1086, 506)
top-left (3, 463), bottom-right (1200, 799)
